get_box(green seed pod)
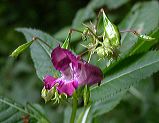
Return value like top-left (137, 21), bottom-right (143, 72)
top-left (102, 11), bottom-right (120, 47)
top-left (10, 41), bottom-right (33, 58)
top-left (138, 34), bottom-right (155, 41)
top-left (97, 9), bottom-right (121, 47)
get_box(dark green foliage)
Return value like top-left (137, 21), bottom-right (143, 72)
top-left (1, 0), bottom-right (159, 123)
top-left (16, 28), bottom-right (61, 80)
top-left (0, 97), bottom-right (50, 123)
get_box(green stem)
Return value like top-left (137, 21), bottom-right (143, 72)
top-left (120, 29), bottom-right (139, 35)
top-left (33, 37), bottom-right (53, 50)
top-left (70, 28), bottom-right (83, 34)
top-left (70, 92), bottom-right (78, 123)
top-left (84, 24), bottom-right (100, 41)
top-left (79, 45), bottom-right (96, 57)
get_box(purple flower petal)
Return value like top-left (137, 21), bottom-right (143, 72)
top-left (51, 46), bottom-right (78, 72)
top-left (74, 62), bottom-right (103, 86)
top-left (84, 63), bottom-right (103, 85)
top-left (43, 75), bottom-right (57, 90)
top-left (43, 46), bottom-right (103, 97)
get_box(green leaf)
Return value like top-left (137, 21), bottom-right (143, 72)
top-left (72, 8), bottom-right (92, 29)
top-left (64, 107), bottom-right (72, 123)
top-left (0, 97), bottom-right (28, 123)
top-left (89, 51), bottom-right (159, 117)
top-left (99, 1), bottom-right (159, 70)
top-left (129, 27), bottom-right (159, 55)
top-left (26, 103), bottom-right (50, 123)
top-left (134, 77), bottom-right (154, 101)
top-left (91, 51), bottom-right (159, 103)
top-left (10, 40), bottom-right (33, 58)
top-left (77, 106), bottom-right (91, 123)
top-left (54, 26), bottom-right (81, 42)
top-left (0, 97), bottom-right (50, 123)
top-left (91, 91), bottom-right (125, 117)
top-left (119, 1), bottom-right (159, 56)
top-left (16, 28), bottom-right (61, 80)
top-left (72, 0), bottom-right (129, 28)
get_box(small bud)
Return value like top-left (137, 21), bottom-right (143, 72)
top-left (41, 87), bottom-right (55, 103)
top-left (96, 46), bottom-right (106, 58)
top-left (82, 28), bottom-right (89, 41)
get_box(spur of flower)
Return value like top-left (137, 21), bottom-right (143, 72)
top-left (41, 46), bottom-right (103, 102)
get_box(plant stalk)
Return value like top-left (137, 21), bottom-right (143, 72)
top-left (70, 92), bottom-right (78, 123)
top-left (33, 37), bottom-right (52, 50)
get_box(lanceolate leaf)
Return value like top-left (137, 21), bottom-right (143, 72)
top-left (119, 1), bottom-right (159, 56)
top-left (91, 51), bottom-right (159, 103)
top-left (26, 103), bottom-right (50, 123)
top-left (90, 2), bottom-right (159, 115)
top-left (129, 27), bottom-right (159, 56)
top-left (16, 28), bottom-right (61, 80)
top-left (91, 91), bottom-right (125, 117)
top-left (72, 0), bottom-right (129, 28)
top-left (0, 97), bottom-right (50, 123)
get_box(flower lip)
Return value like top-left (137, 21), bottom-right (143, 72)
top-left (57, 80), bottom-right (78, 96)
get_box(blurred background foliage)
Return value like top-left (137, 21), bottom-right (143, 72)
top-left (0, 0), bottom-right (159, 122)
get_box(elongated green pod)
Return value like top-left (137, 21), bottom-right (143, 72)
top-left (10, 40), bottom-right (34, 58)
top-left (138, 34), bottom-right (155, 41)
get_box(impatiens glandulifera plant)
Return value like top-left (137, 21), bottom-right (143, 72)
top-left (10, 9), bottom-right (156, 123)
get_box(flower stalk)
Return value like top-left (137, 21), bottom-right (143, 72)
top-left (33, 37), bottom-right (53, 50)
top-left (70, 92), bottom-right (78, 123)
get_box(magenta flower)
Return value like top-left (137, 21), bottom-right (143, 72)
top-left (43, 46), bottom-right (103, 96)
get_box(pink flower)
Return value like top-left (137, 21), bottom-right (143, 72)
top-left (43, 46), bottom-right (103, 96)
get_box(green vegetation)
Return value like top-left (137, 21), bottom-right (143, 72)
top-left (0, 0), bottom-right (159, 123)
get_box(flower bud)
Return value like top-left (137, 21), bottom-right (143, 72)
top-left (41, 87), bottom-right (55, 103)
top-left (96, 46), bottom-right (106, 58)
